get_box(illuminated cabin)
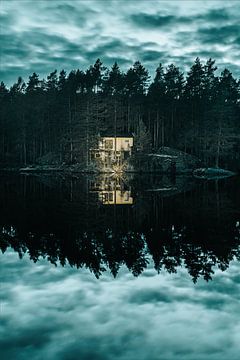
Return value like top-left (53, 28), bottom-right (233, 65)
top-left (90, 136), bottom-right (134, 170)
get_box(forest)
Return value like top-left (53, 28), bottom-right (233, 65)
top-left (0, 58), bottom-right (240, 170)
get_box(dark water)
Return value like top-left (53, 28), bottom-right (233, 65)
top-left (1, 173), bottom-right (240, 360)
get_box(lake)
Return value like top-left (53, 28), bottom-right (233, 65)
top-left (1, 173), bottom-right (240, 360)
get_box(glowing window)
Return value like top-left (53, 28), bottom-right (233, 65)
top-left (105, 140), bottom-right (113, 149)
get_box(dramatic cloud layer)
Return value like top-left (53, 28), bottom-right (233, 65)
top-left (1, 250), bottom-right (240, 360)
top-left (0, 0), bottom-right (239, 86)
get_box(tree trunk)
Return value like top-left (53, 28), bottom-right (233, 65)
top-left (215, 126), bottom-right (221, 168)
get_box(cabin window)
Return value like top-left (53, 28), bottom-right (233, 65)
top-left (103, 193), bottom-right (108, 201)
top-left (124, 151), bottom-right (130, 160)
top-left (105, 140), bottom-right (113, 149)
top-left (103, 192), bottom-right (113, 202)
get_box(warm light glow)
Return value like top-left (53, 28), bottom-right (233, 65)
top-left (90, 136), bottom-right (134, 173)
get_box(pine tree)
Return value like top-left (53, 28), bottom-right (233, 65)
top-left (102, 62), bottom-right (124, 95)
top-left (164, 64), bottom-right (184, 144)
top-left (148, 64), bottom-right (166, 148)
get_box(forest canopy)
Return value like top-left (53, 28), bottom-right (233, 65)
top-left (0, 58), bottom-right (239, 170)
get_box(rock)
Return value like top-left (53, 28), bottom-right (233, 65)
top-left (193, 168), bottom-right (236, 180)
top-left (133, 147), bottom-right (201, 174)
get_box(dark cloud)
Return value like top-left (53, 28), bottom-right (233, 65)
top-left (141, 50), bottom-right (167, 62)
top-left (0, 12), bottom-right (15, 27)
top-left (82, 40), bottom-right (166, 69)
top-left (83, 39), bottom-right (125, 60)
top-left (29, 1), bottom-right (96, 28)
top-left (201, 8), bottom-right (230, 22)
top-left (1, 33), bottom-right (30, 59)
top-left (198, 24), bottom-right (240, 45)
top-left (1, 30), bottom-right (84, 62)
top-left (55, 3), bottom-right (78, 12)
top-left (129, 288), bottom-right (172, 304)
top-left (130, 8), bottom-right (234, 30)
top-left (0, 27), bottom-right (92, 83)
top-left (130, 13), bottom-right (177, 28)
top-left (187, 50), bottom-right (223, 59)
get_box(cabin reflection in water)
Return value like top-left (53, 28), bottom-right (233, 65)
top-left (89, 176), bottom-right (133, 205)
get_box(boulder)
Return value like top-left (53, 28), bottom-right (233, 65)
top-left (193, 167), bottom-right (236, 180)
top-left (134, 147), bottom-right (201, 174)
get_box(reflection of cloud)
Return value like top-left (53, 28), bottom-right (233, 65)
top-left (1, 250), bottom-right (240, 360)
top-left (130, 13), bottom-right (178, 28)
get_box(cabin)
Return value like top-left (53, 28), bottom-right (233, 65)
top-left (90, 136), bottom-right (134, 171)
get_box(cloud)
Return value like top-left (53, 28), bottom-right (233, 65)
top-left (200, 8), bottom-right (230, 22)
top-left (129, 8), bottom-right (233, 30)
top-left (141, 50), bottom-right (168, 62)
top-left (0, 12), bottom-right (15, 27)
top-left (197, 25), bottom-right (240, 45)
top-left (0, 0), bottom-right (239, 86)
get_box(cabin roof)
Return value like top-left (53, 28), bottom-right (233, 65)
top-left (100, 135), bottom-right (134, 139)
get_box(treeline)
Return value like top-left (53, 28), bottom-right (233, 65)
top-left (0, 58), bottom-right (240, 169)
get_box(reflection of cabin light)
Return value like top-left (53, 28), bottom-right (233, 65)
top-left (112, 163), bottom-right (125, 173)
top-left (89, 175), bottom-right (133, 205)
top-left (100, 190), bottom-right (133, 205)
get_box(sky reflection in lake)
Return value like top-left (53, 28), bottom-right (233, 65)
top-left (1, 249), bottom-right (240, 360)
top-left (1, 174), bottom-right (240, 359)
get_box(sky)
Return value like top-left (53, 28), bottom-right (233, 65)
top-left (0, 0), bottom-right (240, 86)
top-left (1, 249), bottom-right (240, 360)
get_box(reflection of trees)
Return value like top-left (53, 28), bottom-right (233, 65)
top-left (1, 223), bottom-right (240, 282)
top-left (0, 174), bottom-right (240, 282)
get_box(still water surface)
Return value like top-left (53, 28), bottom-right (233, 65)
top-left (0, 173), bottom-right (240, 360)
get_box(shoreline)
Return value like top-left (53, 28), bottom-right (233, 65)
top-left (0, 166), bottom-right (194, 175)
